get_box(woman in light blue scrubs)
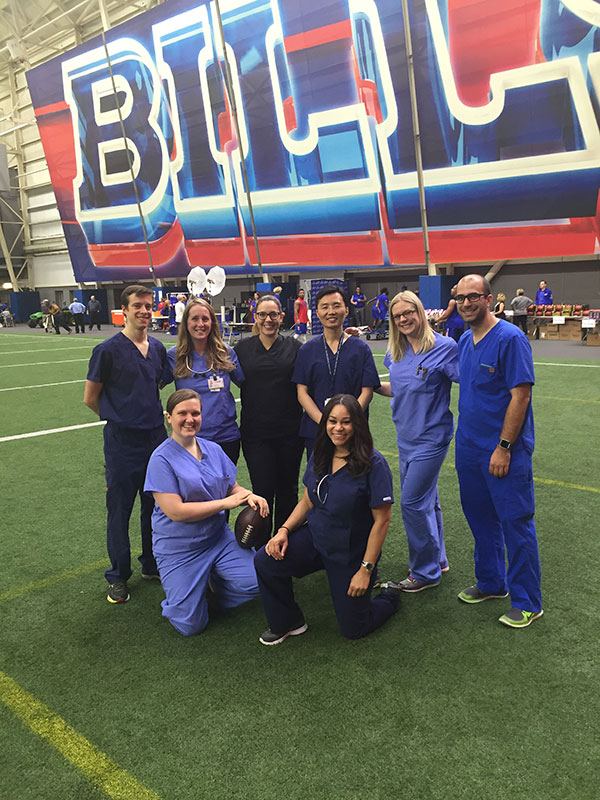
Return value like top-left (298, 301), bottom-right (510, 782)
top-left (377, 291), bottom-right (459, 592)
top-left (144, 389), bottom-right (267, 636)
top-left (163, 298), bottom-right (244, 465)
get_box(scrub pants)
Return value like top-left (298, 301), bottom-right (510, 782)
top-left (254, 524), bottom-right (398, 640)
top-left (156, 528), bottom-right (259, 636)
top-left (398, 446), bottom-right (449, 583)
top-left (242, 435), bottom-right (304, 542)
top-left (104, 422), bottom-right (167, 584)
top-left (455, 446), bottom-right (542, 612)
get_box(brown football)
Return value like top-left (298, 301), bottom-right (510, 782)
top-left (234, 506), bottom-right (271, 549)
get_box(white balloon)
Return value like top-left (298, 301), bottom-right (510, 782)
top-left (187, 267), bottom-right (207, 297)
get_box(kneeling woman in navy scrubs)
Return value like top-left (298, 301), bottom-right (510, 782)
top-left (254, 394), bottom-right (400, 645)
top-left (144, 389), bottom-right (268, 636)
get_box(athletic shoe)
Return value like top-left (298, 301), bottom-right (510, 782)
top-left (399, 576), bottom-right (440, 593)
top-left (259, 622), bottom-right (308, 646)
top-left (408, 563), bottom-right (449, 576)
top-left (107, 581), bottom-right (130, 604)
top-left (377, 581), bottom-right (402, 609)
top-left (141, 571), bottom-right (161, 581)
top-left (499, 608), bottom-right (544, 628)
top-left (458, 585), bottom-right (509, 604)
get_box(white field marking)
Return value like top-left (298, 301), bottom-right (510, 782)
top-left (0, 358), bottom-right (89, 368)
top-left (371, 351), bottom-right (600, 368)
top-left (0, 421), bottom-right (105, 442)
top-left (0, 345), bottom-right (93, 355)
top-left (0, 379), bottom-right (86, 392)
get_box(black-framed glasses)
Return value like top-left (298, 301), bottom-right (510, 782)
top-left (392, 309), bottom-right (417, 322)
top-left (256, 311), bottom-right (281, 320)
top-left (455, 293), bottom-right (487, 303)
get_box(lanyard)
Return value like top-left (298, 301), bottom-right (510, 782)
top-left (322, 333), bottom-right (344, 394)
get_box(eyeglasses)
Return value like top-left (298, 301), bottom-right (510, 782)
top-left (256, 311), bottom-right (281, 320)
top-left (455, 293), bottom-right (487, 303)
top-left (392, 309), bottom-right (417, 322)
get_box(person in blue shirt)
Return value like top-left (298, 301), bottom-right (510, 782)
top-left (370, 288), bottom-right (389, 331)
top-left (249, 291), bottom-right (260, 323)
top-left (69, 299), bottom-right (87, 333)
top-left (535, 280), bottom-right (553, 305)
top-left (144, 389), bottom-right (267, 636)
top-left (292, 286), bottom-right (380, 458)
top-left (254, 395), bottom-right (401, 645)
top-left (434, 285), bottom-right (465, 342)
top-left (84, 285), bottom-right (168, 604)
top-left (350, 285), bottom-right (366, 326)
top-left (162, 298), bottom-right (243, 465)
top-left (454, 274), bottom-right (543, 628)
top-left (376, 291), bottom-right (459, 591)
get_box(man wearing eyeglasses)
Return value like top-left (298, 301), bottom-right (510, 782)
top-left (454, 275), bottom-right (543, 629)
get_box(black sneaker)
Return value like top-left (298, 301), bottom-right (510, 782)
top-left (141, 571), bottom-right (161, 581)
top-left (259, 622), bottom-right (308, 646)
top-left (377, 581), bottom-right (403, 609)
top-left (107, 581), bottom-right (130, 604)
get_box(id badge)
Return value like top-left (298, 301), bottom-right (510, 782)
top-left (208, 375), bottom-right (225, 392)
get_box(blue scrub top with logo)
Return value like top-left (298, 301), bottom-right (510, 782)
top-left (303, 450), bottom-right (393, 565)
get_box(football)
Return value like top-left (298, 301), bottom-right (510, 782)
top-left (234, 505), bottom-right (271, 549)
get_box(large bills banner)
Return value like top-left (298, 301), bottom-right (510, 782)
top-left (26, 0), bottom-right (600, 281)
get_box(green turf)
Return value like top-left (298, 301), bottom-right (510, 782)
top-left (1, 330), bottom-right (599, 800)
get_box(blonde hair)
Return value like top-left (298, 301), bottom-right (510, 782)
top-left (497, 292), bottom-right (506, 303)
top-left (388, 291), bottom-right (435, 362)
top-left (173, 298), bottom-right (235, 378)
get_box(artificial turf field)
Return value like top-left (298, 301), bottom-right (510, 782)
top-left (1, 326), bottom-right (598, 800)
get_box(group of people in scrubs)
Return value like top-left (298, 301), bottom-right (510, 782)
top-left (87, 278), bottom-right (542, 641)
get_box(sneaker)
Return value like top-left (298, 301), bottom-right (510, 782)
top-left (408, 563), bottom-right (450, 576)
top-left (259, 622), bottom-right (308, 646)
top-left (107, 581), bottom-right (130, 604)
top-left (499, 608), bottom-right (544, 628)
top-left (399, 576), bottom-right (440, 593)
top-left (377, 581), bottom-right (402, 609)
top-left (141, 571), bottom-right (161, 581)
top-left (458, 585), bottom-right (509, 604)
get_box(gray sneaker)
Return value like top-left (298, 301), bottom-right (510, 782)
top-left (458, 585), bottom-right (508, 604)
top-left (259, 622), bottom-right (308, 646)
top-left (107, 581), bottom-right (130, 604)
top-left (399, 576), bottom-right (440, 592)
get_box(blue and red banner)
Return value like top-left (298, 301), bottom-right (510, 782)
top-left (26, 0), bottom-right (600, 281)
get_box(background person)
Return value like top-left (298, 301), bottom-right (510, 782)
top-left (434, 285), bottom-right (465, 342)
top-left (510, 289), bottom-right (534, 334)
top-left (535, 280), bottom-right (552, 305)
top-left (84, 285), bottom-right (168, 604)
top-left (164, 298), bottom-right (243, 465)
top-left (87, 295), bottom-right (102, 330)
top-left (370, 288), bottom-right (389, 331)
top-left (49, 301), bottom-right (71, 334)
top-left (493, 292), bottom-right (506, 319)
top-left (234, 294), bottom-right (303, 544)
top-left (376, 291), bottom-right (459, 591)
top-left (350, 285), bottom-right (366, 326)
top-left (69, 298), bottom-right (86, 333)
top-left (174, 294), bottom-right (187, 327)
top-left (293, 288), bottom-right (309, 342)
top-left (254, 395), bottom-right (401, 645)
top-left (145, 389), bottom-right (266, 637)
top-left (292, 286), bottom-right (380, 458)
top-left (249, 291), bottom-right (260, 323)
top-left (454, 275), bottom-right (543, 628)
top-left (41, 298), bottom-right (53, 333)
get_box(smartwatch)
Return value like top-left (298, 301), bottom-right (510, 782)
top-left (498, 439), bottom-right (512, 450)
top-left (361, 560), bottom-right (374, 572)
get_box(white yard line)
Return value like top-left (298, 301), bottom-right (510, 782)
top-left (0, 358), bottom-right (89, 368)
top-left (0, 421), bottom-right (105, 443)
top-left (0, 346), bottom-right (93, 355)
top-left (0, 379), bottom-right (86, 392)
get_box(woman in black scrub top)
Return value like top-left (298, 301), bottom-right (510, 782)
top-left (234, 294), bottom-right (304, 545)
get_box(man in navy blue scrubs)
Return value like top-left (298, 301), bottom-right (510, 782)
top-left (454, 275), bottom-right (543, 628)
top-left (84, 285), bottom-right (167, 604)
top-left (292, 287), bottom-right (380, 458)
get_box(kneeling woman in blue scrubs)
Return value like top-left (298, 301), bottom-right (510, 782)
top-left (254, 394), bottom-right (400, 645)
top-left (144, 389), bottom-right (267, 636)
top-left (376, 291), bottom-right (459, 592)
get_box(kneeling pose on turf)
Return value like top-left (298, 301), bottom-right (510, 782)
top-left (144, 389), bottom-right (267, 636)
top-left (254, 395), bottom-right (401, 645)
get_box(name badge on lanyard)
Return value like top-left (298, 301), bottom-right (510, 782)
top-left (208, 375), bottom-right (225, 392)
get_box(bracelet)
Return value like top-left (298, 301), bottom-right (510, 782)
top-left (279, 526), bottom-right (290, 533)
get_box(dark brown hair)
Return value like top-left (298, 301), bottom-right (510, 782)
top-left (166, 388), bottom-right (201, 416)
top-left (313, 394), bottom-right (373, 478)
top-left (121, 285), bottom-right (153, 308)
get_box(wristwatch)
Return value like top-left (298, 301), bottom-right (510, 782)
top-left (498, 439), bottom-right (512, 450)
top-left (361, 560), bottom-right (374, 572)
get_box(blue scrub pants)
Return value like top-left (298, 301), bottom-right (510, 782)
top-left (398, 446), bottom-right (449, 583)
top-left (156, 528), bottom-right (259, 636)
top-left (455, 446), bottom-right (542, 612)
top-left (104, 422), bottom-right (167, 584)
top-left (254, 524), bottom-right (398, 640)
